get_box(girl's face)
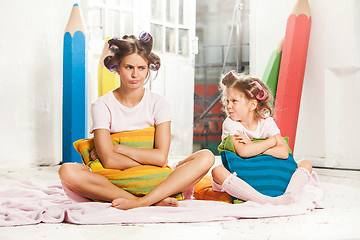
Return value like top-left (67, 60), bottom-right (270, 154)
top-left (225, 87), bottom-right (254, 122)
top-left (116, 53), bottom-right (149, 89)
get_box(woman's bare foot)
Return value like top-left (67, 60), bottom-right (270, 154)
top-left (112, 196), bottom-right (179, 210)
top-left (153, 197), bottom-right (179, 207)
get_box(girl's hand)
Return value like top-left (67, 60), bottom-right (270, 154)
top-left (90, 148), bottom-right (99, 161)
top-left (234, 131), bottom-right (252, 144)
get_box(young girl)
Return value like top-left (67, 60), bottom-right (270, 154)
top-left (59, 32), bottom-right (215, 210)
top-left (212, 70), bottom-right (312, 205)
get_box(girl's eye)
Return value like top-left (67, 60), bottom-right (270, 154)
top-left (126, 65), bottom-right (133, 69)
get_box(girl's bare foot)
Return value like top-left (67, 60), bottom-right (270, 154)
top-left (112, 197), bottom-right (179, 210)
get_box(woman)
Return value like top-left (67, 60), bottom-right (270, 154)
top-left (58, 32), bottom-right (214, 210)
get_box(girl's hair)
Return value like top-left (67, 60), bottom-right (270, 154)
top-left (220, 70), bottom-right (273, 120)
top-left (103, 32), bottom-right (161, 73)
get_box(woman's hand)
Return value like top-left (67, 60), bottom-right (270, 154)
top-left (90, 148), bottom-right (99, 161)
top-left (93, 129), bottom-right (141, 169)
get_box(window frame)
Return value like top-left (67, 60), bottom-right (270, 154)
top-left (150, 0), bottom-right (191, 56)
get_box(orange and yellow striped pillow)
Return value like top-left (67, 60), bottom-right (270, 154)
top-left (73, 127), bottom-right (156, 165)
top-left (73, 127), bottom-right (183, 199)
top-left (193, 176), bottom-right (233, 203)
top-left (193, 176), bottom-right (244, 204)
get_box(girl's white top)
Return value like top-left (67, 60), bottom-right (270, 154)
top-left (221, 116), bottom-right (280, 140)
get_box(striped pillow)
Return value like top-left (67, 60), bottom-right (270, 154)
top-left (193, 176), bottom-right (233, 203)
top-left (73, 127), bottom-right (156, 165)
top-left (217, 135), bottom-right (296, 198)
top-left (221, 150), bottom-right (297, 198)
top-left (73, 127), bottom-right (183, 199)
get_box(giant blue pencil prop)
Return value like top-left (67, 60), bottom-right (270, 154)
top-left (63, 3), bottom-right (88, 163)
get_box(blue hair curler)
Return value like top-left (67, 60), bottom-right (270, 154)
top-left (149, 62), bottom-right (160, 71)
top-left (139, 31), bottom-right (150, 41)
top-left (109, 44), bottom-right (119, 54)
top-left (108, 37), bottom-right (121, 53)
top-left (108, 64), bottom-right (119, 72)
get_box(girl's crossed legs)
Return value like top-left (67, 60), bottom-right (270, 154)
top-left (211, 159), bottom-right (312, 205)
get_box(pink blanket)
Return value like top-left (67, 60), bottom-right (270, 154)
top-left (0, 172), bottom-right (323, 226)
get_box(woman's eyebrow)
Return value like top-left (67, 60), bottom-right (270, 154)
top-left (124, 63), bottom-right (147, 68)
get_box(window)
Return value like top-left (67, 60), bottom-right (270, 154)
top-left (151, 24), bottom-right (163, 52)
top-left (150, 0), bottom-right (190, 56)
top-left (85, 0), bottom-right (135, 43)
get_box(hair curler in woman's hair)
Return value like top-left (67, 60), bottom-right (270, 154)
top-left (139, 31), bottom-right (150, 41)
top-left (108, 37), bottom-right (121, 54)
top-left (138, 31), bottom-right (153, 53)
top-left (149, 62), bottom-right (160, 71)
top-left (104, 55), bottom-right (119, 72)
top-left (147, 52), bottom-right (161, 71)
top-left (109, 44), bottom-right (119, 54)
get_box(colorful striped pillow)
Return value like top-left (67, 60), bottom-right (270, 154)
top-left (73, 127), bottom-right (183, 200)
top-left (193, 176), bottom-right (233, 203)
top-left (73, 127), bottom-right (156, 165)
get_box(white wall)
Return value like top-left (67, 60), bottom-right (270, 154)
top-left (0, 0), bottom-right (77, 167)
top-left (250, 0), bottom-right (360, 169)
top-left (0, 0), bottom-right (196, 168)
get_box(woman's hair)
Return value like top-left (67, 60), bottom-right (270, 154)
top-left (220, 70), bottom-right (273, 120)
top-left (103, 32), bottom-right (161, 73)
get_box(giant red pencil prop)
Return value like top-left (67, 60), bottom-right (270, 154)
top-left (274, 0), bottom-right (311, 152)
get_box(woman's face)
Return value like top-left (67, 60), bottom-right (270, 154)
top-left (116, 53), bottom-right (149, 89)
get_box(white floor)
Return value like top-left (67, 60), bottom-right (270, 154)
top-left (0, 158), bottom-right (360, 240)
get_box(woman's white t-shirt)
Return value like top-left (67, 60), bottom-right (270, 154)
top-left (221, 116), bottom-right (280, 140)
top-left (90, 88), bottom-right (171, 133)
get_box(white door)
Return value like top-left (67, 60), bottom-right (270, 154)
top-left (81, 0), bottom-right (197, 155)
top-left (79, 0), bottom-right (137, 137)
top-left (146, 0), bottom-right (197, 156)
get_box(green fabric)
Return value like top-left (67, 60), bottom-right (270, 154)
top-left (218, 134), bottom-right (237, 154)
top-left (217, 134), bottom-right (292, 155)
top-left (233, 199), bottom-right (245, 204)
top-left (262, 49), bottom-right (282, 104)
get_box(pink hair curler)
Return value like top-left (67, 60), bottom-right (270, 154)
top-left (261, 107), bottom-right (271, 118)
top-left (245, 89), bottom-right (254, 98)
top-left (254, 81), bottom-right (267, 101)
